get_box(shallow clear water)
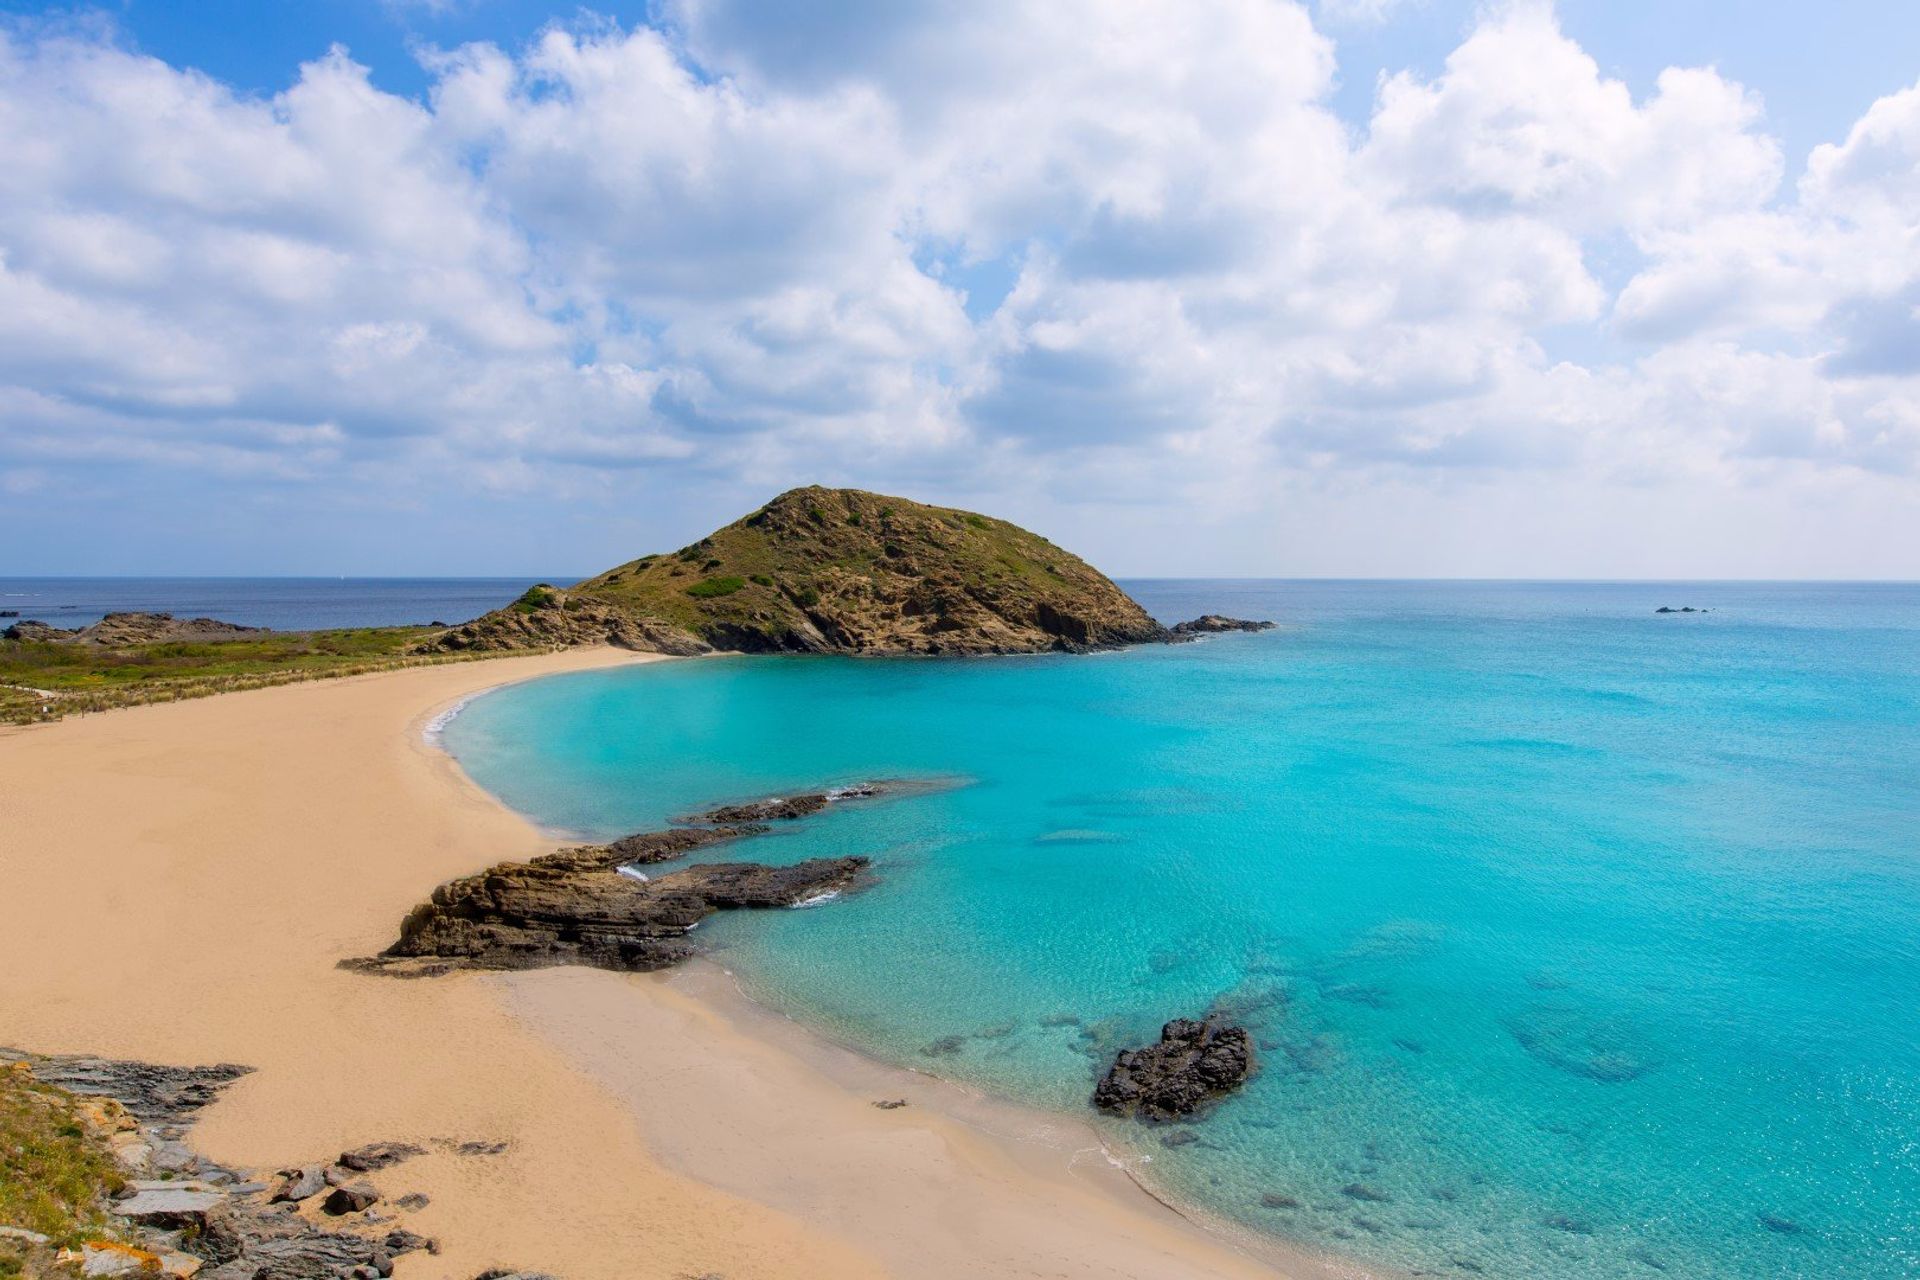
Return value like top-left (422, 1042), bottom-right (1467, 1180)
top-left (444, 581), bottom-right (1920, 1280)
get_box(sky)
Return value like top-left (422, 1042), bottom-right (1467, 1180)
top-left (1, 1), bottom-right (1918, 578)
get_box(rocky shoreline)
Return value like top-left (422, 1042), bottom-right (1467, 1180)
top-left (0, 1049), bottom-right (471, 1280)
top-left (344, 785), bottom-right (903, 978)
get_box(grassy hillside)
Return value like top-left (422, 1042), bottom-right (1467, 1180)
top-left (440, 486), bottom-right (1167, 656)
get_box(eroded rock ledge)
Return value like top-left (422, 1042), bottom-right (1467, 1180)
top-left (346, 786), bottom-right (893, 978)
top-left (1093, 1017), bottom-right (1255, 1121)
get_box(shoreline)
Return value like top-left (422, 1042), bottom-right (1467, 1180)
top-left (0, 647), bottom-right (1373, 1278)
top-left (420, 659), bottom-right (1386, 1280)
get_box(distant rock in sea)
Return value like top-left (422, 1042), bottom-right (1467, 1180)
top-left (1168, 614), bottom-right (1277, 638)
top-left (1654, 606), bottom-right (1709, 614)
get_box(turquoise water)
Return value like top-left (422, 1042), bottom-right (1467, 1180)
top-left (443, 582), bottom-right (1920, 1279)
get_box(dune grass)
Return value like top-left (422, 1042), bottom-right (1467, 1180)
top-left (0, 1064), bottom-right (125, 1252)
top-left (0, 626), bottom-right (493, 725)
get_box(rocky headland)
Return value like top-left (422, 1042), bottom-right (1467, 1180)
top-left (426, 486), bottom-right (1265, 658)
top-left (346, 786), bottom-right (896, 978)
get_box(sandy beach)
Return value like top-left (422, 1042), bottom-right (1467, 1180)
top-left (0, 649), bottom-right (1361, 1279)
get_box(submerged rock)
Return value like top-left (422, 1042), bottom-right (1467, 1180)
top-left (1092, 1017), bottom-right (1253, 1120)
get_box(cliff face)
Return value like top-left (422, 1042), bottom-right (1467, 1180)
top-left (431, 486), bottom-right (1169, 656)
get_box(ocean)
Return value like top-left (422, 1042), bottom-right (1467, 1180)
top-left (437, 580), bottom-right (1920, 1279)
top-left (0, 577), bottom-right (550, 631)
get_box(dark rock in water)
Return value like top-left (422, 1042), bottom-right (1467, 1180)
top-left (1545, 1213), bottom-right (1594, 1235)
top-left (683, 781), bottom-right (889, 825)
top-left (1758, 1212), bottom-right (1806, 1235)
top-left (1654, 606), bottom-right (1706, 614)
top-left (1168, 615), bottom-right (1277, 638)
top-left (338, 1141), bottom-right (424, 1172)
top-left (322, 1182), bottom-right (379, 1215)
top-left (922, 1035), bottom-right (966, 1058)
top-left (1259, 1193), bottom-right (1302, 1210)
top-left (0, 609), bottom-right (17, 617)
top-left (343, 788), bottom-right (875, 977)
top-left (1342, 1183), bottom-right (1391, 1203)
top-left (0, 1049), bottom-right (252, 1123)
top-left (1092, 1017), bottom-right (1253, 1120)
top-left (693, 793), bottom-right (832, 823)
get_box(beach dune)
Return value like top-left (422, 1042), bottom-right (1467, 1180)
top-left (0, 650), bottom-right (1329, 1279)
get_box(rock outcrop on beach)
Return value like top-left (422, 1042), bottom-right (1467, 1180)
top-left (1093, 1017), bottom-right (1254, 1121)
top-left (0, 1049), bottom-right (443, 1280)
top-left (348, 787), bottom-right (890, 977)
top-left (426, 486), bottom-right (1171, 657)
top-left (1168, 615), bottom-right (1277, 637)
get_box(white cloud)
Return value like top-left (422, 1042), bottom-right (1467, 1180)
top-left (0, 1), bottom-right (1916, 574)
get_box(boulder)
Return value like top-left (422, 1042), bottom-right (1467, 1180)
top-left (1093, 1017), bottom-right (1254, 1121)
top-left (112, 1181), bottom-right (227, 1227)
top-left (322, 1182), bottom-right (379, 1215)
top-left (269, 1166), bottom-right (327, 1204)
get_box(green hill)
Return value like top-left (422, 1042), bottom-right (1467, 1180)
top-left (431, 486), bottom-right (1168, 656)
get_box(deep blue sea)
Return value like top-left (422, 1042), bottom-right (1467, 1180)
top-left (440, 581), bottom-right (1912, 1278)
top-left (0, 577), bottom-right (549, 631)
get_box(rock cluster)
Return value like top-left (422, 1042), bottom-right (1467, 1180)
top-left (2, 613), bottom-right (269, 646)
top-left (1167, 615), bottom-right (1277, 637)
top-left (0, 1050), bottom-right (442, 1280)
top-left (347, 788), bottom-right (887, 977)
top-left (1092, 1017), bottom-right (1255, 1121)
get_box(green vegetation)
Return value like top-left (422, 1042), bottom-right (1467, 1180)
top-left (0, 1065), bottom-right (125, 1250)
top-left (510, 584), bottom-right (558, 614)
top-left (685, 575), bottom-right (747, 599)
top-left (551, 485), bottom-right (1125, 647)
top-left (0, 626), bottom-right (483, 725)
